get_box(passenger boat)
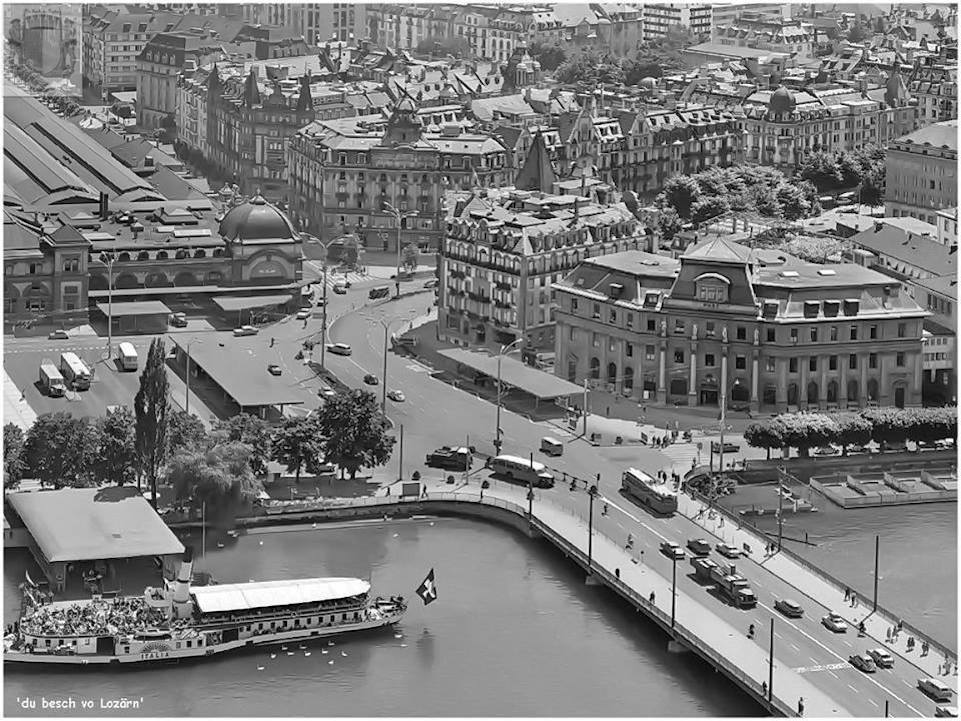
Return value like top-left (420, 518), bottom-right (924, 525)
top-left (621, 467), bottom-right (679, 515)
top-left (3, 549), bottom-right (406, 666)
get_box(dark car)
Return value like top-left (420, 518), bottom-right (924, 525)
top-left (267, 364), bottom-right (282, 376)
top-left (48, 329), bottom-right (69, 340)
top-left (363, 373), bottom-right (379, 385)
top-left (849, 654), bottom-right (877, 673)
top-left (711, 441), bottom-right (740, 454)
top-left (425, 446), bottom-right (472, 471)
top-left (686, 538), bottom-right (711, 557)
top-left (774, 598), bottom-right (804, 618)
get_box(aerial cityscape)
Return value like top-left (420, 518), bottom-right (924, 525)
top-left (1, 1), bottom-right (958, 717)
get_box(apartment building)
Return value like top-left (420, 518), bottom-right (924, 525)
top-left (884, 121), bottom-right (958, 223)
top-left (642, 4), bottom-right (713, 41)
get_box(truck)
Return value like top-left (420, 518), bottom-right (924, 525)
top-left (425, 446), bottom-right (472, 471)
top-left (708, 564), bottom-right (757, 608)
top-left (39, 360), bottom-right (66, 397)
top-left (118, 342), bottom-right (138, 371)
top-left (60, 352), bottom-right (91, 390)
top-left (691, 556), bottom-right (719, 582)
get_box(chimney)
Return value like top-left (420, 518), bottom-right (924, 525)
top-left (99, 192), bottom-right (109, 220)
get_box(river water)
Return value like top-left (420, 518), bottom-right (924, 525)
top-left (5, 518), bottom-right (760, 717)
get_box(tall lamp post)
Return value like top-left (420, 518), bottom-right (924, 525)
top-left (366, 313), bottom-right (416, 412)
top-left (99, 250), bottom-right (117, 360)
top-left (670, 553), bottom-right (678, 629)
top-left (494, 337), bottom-right (524, 453)
top-left (309, 235), bottom-right (339, 370)
top-left (383, 202), bottom-right (418, 298)
top-left (587, 482), bottom-right (598, 575)
top-left (184, 338), bottom-right (201, 416)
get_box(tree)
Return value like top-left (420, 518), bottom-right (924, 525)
top-left (847, 21), bottom-right (869, 43)
top-left (860, 407), bottom-right (909, 448)
top-left (657, 208), bottom-right (684, 243)
top-left (167, 442), bottom-right (262, 517)
top-left (555, 50), bottom-right (623, 86)
top-left (834, 412), bottom-right (873, 455)
top-left (168, 409), bottom-right (207, 455)
top-left (271, 416), bottom-right (324, 484)
top-left (658, 174), bottom-right (701, 219)
top-left (402, 243), bottom-right (420, 273)
top-left (529, 41), bottom-right (566, 72)
top-left (744, 420), bottom-right (782, 460)
top-left (98, 407), bottom-right (136, 486)
top-left (135, 338), bottom-right (170, 507)
top-left (25, 413), bottom-right (100, 487)
top-left (691, 195), bottom-right (730, 225)
top-left (215, 413), bottom-right (272, 476)
top-left (315, 389), bottom-right (395, 480)
top-left (4, 423), bottom-right (27, 489)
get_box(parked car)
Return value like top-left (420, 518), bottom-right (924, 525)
top-left (919, 679), bottom-right (954, 703)
top-left (363, 373), bottom-right (379, 385)
top-left (387, 389), bottom-right (405, 402)
top-left (326, 343), bottom-right (352, 356)
top-left (169, 312), bottom-right (188, 328)
top-left (316, 298), bottom-right (327, 306)
top-left (849, 654), bottom-right (877, 673)
top-left (866, 648), bottom-right (895, 668)
top-left (845, 444), bottom-right (870, 455)
top-left (813, 445), bottom-right (841, 456)
top-left (934, 705), bottom-right (958, 717)
top-left (233, 325), bottom-right (259, 337)
top-left (425, 446), bottom-right (472, 471)
top-left (332, 283), bottom-right (348, 295)
top-left (424, 278), bottom-right (439, 289)
top-left (296, 308), bottom-right (312, 320)
top-left (715, 543), bottom-right (741, 559)
top-left (711, 441), bottom-right (740, 454)
top-left (317, 386), bottom-right (337, 400)
top-left (821, 613), bottom-right (848, 633)
top-left (686, 538), bottom-right (711, 557)
top-left (659, 541), bottom-right (685, 560)
top-left (267, 364), bottom-right (282, 376)
top-left (774, 598), bottom-right (804, 618)
top-left (48, 329), bottom-right (69, 340)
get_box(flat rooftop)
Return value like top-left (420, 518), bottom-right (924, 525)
top-left (438, 348), bottom-right (583, 400)
top-left (6, 486), bottom-right (184, 563)
top-left (96, 300), bottom-right (171, 316)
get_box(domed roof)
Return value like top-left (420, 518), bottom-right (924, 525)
top-left (219, 196), bottom-right (298, 242)
top-left (639, 76), bottom-right (657, 89)
top-left (768, 86), bottom-right (796, 114)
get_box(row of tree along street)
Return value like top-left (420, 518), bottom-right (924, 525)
top-left (743, 407), bottom-right (958, 458)
top-left (3, 339), bottom-right (395, 517)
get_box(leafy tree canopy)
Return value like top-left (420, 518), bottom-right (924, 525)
top-left (315, 389), bottom-right (396, 480)
top-left (4, 423), bottom-right (27, 489)
top-left (98, 407), bottom-right (137, 486)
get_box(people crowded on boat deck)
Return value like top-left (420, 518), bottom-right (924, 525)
top-left (21, 598), bottom-right (169, 638)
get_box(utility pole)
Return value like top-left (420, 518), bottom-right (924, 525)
top-left (320, 261), bottom-right (329, 368)
top-left (397, 424), bottom-right (404, 482)
top-left (873, 534), bottom-right (880, 612)
top-left (768, 618), bottom-right (774, 702)
top-left (671, 554), bottom-right (678, 629)
top-left (582, 378), bottom-right (589, 437)
top-left (381, 323), bottom-right (389, 411)
top-left (587, 483), bottom-right (597, 574)
top-left (777, 467), bottom-right (785, 552)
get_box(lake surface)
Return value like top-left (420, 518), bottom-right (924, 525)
top-left (5, 518), bottom-right (761, 717)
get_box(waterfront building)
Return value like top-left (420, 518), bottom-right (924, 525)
top-left (287, 98), bottom-right (510, 248)
top-left (642, 4), bottom-right (713, 41)
top-left (884, 120), bottom-right (958, 223)
top-left (741, 82), bottom-right (919, 169)
top-left (438, 188), bottom-right (643, 354)
top-left (553, 237), bottom-right (927, 412)
top-left (907, 54), bottom-right (958, 125)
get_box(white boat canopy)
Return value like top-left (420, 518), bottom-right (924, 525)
top-left (190, 577), bottom-right (371, 614)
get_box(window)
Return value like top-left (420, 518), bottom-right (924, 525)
top-left (626, 343), bottom-right (633, 358)
top-left (736, 326), bottom-right (746, 341)
top-left (790, 328), bottom-right (799, 343)
top-left (849, 326), bottom-right (858, 341)
top-left (829, 355), bottom-right (838, 370)
top-left (705, 353), bottom-right (715, 367)
top-left (809, 357), bottom-right (818, 372)
top-left (645, 345), bottom-right (655, 361)
top-left (766, 328), bottom-right (775, 342)
top-left (897, 322), bottom-right (906, 338)
top-left (896, 352), bottom-right (905, 367)
top-left (568, 326), bottom-right (575, 341)
top-left (789, 358), bottom-right (798, 373)
top-left (673, 349), bottom-right (684, 364)
top-left (674, 319), bottom-right (685, 334)
top-left (609, 308), bottom-right (617, 323)
top-left (869, 325), bottom-right (877, 339)
top-left (830, 326), bottom-right (838, 342)
top-left (626, 314), bottom-right (633, 329)
top-left (735, 355), bottom-right (746, 370)
top-left (869, 353), bottom-right (877, 369)
top-left (647, 318), bottom-right (656, 332)
top-left (571, 298), bottom-right (578, 312)
top-left (592, 303), bottom-right (601, 319)
top-left (849, 354), bottom-right (857, 369)
top-left (592, 332), bottom-right (599, 347)
top-left (706, 321), bottom-right (715, 337)
top-left (766, 357), bottom-right (776, 372)
top-left (810, 327), bottom-right (818, 342)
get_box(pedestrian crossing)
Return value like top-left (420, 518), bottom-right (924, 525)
top-left (659, 442), bottom-right (702, 470)
top-left (303, 262), bottom-right (372, 290)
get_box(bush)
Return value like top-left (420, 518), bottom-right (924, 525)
top-left (412, 471), bottom-right (421, 481)
top-left (481, 480), bottom-right (490, 490)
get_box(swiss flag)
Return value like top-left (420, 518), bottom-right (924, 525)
top-left (416, 568), bottom-right (438, 606)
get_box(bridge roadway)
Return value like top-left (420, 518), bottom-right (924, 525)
top-left (317, 292), bottom-right (955, 718)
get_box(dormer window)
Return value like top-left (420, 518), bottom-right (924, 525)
top-left (694, 273), bottom-right (730, 303)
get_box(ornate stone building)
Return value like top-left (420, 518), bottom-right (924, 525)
top-left (553, 238), bottom-right (927, 412)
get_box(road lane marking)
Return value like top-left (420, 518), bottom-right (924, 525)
top-left (757, 601), bottom-right (924, 716)
top-left (828, 670), bottom-right (839, 678)
top-left (869, 699), bottom-right (878, 707)
top-left (847, 684), bottom-right (858, 693)
top-left (602, 497), bottom-right (670, 542)
top-left (790, 643), bottom-right (800, 651)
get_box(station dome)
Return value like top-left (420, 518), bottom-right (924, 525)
top-left (219, 195), bottom-right (298, 242)
top-left (639, 76), bottom-right (657, 90)
top-left (768, 86), bottom-right (796, 114)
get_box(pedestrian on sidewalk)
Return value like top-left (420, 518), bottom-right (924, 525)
top-left (649, 591), bottom-right (655, 604)
top-left (270, 337), bottom-right (275, 348)
top-left (615, 568), bottom-right (620, 579)
top-left (922, 641), bottom-right (929, 657)
top-left (385, 486), bottom-right (391, 497)
top-left (797, 698), bottom-right (804, 716)
top-left (844, 587), bottom-right (850, 602)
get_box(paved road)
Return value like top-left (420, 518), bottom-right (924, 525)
top-left (321, 294), bottom-right (955, 718)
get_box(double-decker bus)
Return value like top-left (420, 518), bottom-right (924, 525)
top-left (621, 467), bottom-right (678, 515)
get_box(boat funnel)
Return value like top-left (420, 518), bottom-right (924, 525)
top-left (172, 547), bottom-right (194, 604)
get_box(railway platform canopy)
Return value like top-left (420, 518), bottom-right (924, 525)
top-left (438, 348), bottom-right (583, 401)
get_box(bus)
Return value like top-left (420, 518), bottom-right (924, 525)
top-left (118, 342), bottom-right (138, 371)
top-left (487, 454), bottom-right (555, 488)
top-left (59, 352), bottom-right (91, 390)
top-left (621, 467), bottom-right (678, 515)
top-left (368, 286), bottom-right (390, 300)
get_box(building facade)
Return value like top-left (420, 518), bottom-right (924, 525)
top-left (553, 239), bottom-right (927, 412)
top-left (438, 190), bottom-right (644, 353)
top-left (907, 54), bottom-right (958, 125)
top-left (713, 11), bottom-right (816, 57)
top-left (642, 4), bottom-right (713, 41)
top-left (83, 9), bottom-right (171, 94)
top-left (884, 120), bottom-right (958, 223)
top-left (287, 99), bottom-right (510, 248)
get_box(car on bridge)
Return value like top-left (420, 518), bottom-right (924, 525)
top-left (686, 538), bottom-right (711, 557)
top-left (169, 312), bottom-right (188, 328)
top-left (866, 648), bottom-right (895, 668)
top-left (233, 325), bottom-right (259, 337)
top-left (715, 542), bottom-right (741, 559)
top-left (659, 541), bottom-right (685, 560)
top-left (849, 654), bottom-right (877, 673)
top-left (326, 343), bottom-right (352, 356)
top-left (774, 598), bottom-right (804, 618)
top-left (710, 441), bottom-right (740, 454)
top-left (821, 612), bottom-right (848, 633)
top-left (934, 705), bottom-right (958, 717)
top-left (363, 373), bottom-right (379, 385)
top-left (919, 678), bottom-right (955, 702)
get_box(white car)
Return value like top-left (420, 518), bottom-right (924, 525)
top-left (233, 325), bottom-right (259, 337)
top-left (295, 308), bottom-right (312, 320)
top-left (387, 389), bottom-right (405, 402)
top-left (715, 543), bottom-right (742, 559)
top-left (821, 612), bottom-right (849, 633)
top-left (326, 342), bottom-right (352, 356)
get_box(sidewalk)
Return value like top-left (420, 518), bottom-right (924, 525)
top-left (675, 491), bottom-right (958, 683)
top-left (165, 367), bottom-right (216, 430)
top-left (3, 366), bottom-right (37, 430)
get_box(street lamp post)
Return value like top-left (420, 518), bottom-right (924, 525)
top-left (670, 553), bottom-right (678, 629)
top-left (383, 202), bottom-right (418, 298)
top-left (495, 338), bottom-right (524, 453)
top-left (366, 313), bottom-right (416, 413)
top-left (587, 483), bottom-right (598, 575)
top-left (768, 617), bottom-right (775, 702)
